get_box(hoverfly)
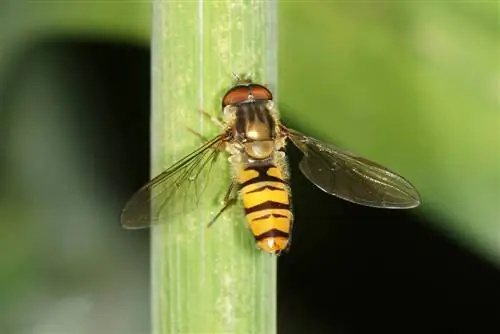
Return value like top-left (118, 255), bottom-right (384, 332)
top-left (121, 79), bottom-right (421, 255)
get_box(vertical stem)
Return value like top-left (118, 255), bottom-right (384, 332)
top-left (151, 1), bottom-right (277, 334)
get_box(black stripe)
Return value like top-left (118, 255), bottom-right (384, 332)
top-left (244, 164), bottom-right (272, 173)
top-left (240, 165), bottom-right (287, 188)
top-left (245, 201), bottom-right (289, 215)
top-left (235, 104), bottom-right (249, 135)
top-left (252, 213), bottom-right (289, 221)
top-left (245, 185), bottom-right (285, 194)
top-left (255, 228), bottom-right (289, 241)
top-left (255, 103), bottom-right (275, 130)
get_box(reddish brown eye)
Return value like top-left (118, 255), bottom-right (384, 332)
top-left (250, 84), bottom-right (273, 101)
top-left (222, 87), bottom-right (251, 107)
top-left (222, 84), bottom-right (273, 108)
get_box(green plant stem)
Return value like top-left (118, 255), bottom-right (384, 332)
top-left (151, 1), bottom-right (277, 333)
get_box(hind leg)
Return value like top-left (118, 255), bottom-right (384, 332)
top-left (207, 182), bottom-right (238, 228)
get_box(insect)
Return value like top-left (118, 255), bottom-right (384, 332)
top-left (121, 78), bottom-right (421, 255)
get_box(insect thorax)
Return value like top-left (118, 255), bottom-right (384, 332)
top-left (224, 101), bottom-right (284, 162)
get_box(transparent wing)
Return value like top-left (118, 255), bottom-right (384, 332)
top-left (283, 127), bottom-right (421, 209)
top-left (120, 134), bottom-right (227, 229)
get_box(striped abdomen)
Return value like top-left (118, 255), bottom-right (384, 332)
top-left (237, 163), bottom-right (293, 254)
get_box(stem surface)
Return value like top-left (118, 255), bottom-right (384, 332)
top-left (151, 1), bottom-right (277, 333)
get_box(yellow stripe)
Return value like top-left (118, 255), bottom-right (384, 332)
top-left (241, 181), bottom-right (286, 194)
top-left (246, 209), bottom-right (292, 222)
top-left (241, 187), bottom-right (289, 209)
top-left (237, 168), bottom-right (259, 184)
top-left (266, 167), bottom-right (282, 178)
top-left (248, 215), bottom-right (290, 236)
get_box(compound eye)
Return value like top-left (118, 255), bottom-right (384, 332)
top-left (222, 87), bottom-right (250, 107)
top-left (222, 84), bottom-right (273, 107)
top-left (250, 85), bottom-right (273, 101)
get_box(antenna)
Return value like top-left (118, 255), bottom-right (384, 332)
top-left (231, 72), bottom-right (241, 81)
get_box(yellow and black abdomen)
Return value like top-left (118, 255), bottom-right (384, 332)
top-left (237, 163), bottom-right (293, 254)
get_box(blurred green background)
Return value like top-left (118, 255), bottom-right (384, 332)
top-left (0, 1), bottom-right (498, 334)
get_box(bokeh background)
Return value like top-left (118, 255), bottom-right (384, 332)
top-left (1, 2), bottom-right (498, 334)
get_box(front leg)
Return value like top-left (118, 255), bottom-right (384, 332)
top-left (198, 109), bottom-right (225, 128)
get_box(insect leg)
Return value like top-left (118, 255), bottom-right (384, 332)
top-left (207, 182), bottom-right (238, 228)
top-left (186, 127), bottom-right (210, 143)
top-left (198, 109), bottom-right (225, 128)
top-left (186, 111), bottom-right (227, 142)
